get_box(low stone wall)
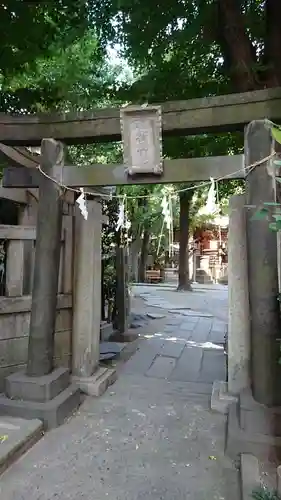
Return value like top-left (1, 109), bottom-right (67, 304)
top-left (0, 294), bottom-right (72, 391)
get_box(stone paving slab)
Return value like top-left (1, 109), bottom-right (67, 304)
top-left (208, 329), bottom-right (226, 344)
top-left (169, 309), bottom-right (213, 318)
top-left (169, 346), bottom-right (203, 382)
top-left (161, 340), bottom-right (185, 358)
top-left (146, 356), bottom-right (177, 379)
top-left (198, 350), bottom-right (226, 383)
top-left (181, 319), bottom-right (200, 329)
top-left (122, 338), bottom-right (164, 375)
top-left (164, 324), bottom-right (194, 336)
top-left (165, 318), bottom-right (183, 326)
top-left (191, 317), bottom-right (213, 342)
top-left (146, 313), bottom-right (166, 319)
top-left (178, 321), bottom-right (198, 332)
top-left (212, 320), bottom-right (227, 332)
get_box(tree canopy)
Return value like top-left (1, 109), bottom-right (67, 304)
top-left (0, 2), bottom-right (108, 113)
top-left (2, 31), bottom-right (120, 114)
top-left (94, 0), bottom-right (281, 92)
top-left (0, 1), bottom-right (94, 77)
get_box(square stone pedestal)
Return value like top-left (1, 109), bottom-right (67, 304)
top-left (72, 366), bottom-right (117, 397)
top-left (0, 368), bottom-right (81, 430)
top-left (195, 268), bottom-right (213, 284)
top-left (211, 380), bottom-right (238, 414)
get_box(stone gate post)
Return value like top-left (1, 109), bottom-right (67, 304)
top-left (245, 120), bottom-right (281, 406)
top-left (228, 194), bottom-right (250, 394)
top-left (18, 192), bottom-right (37, 295)
top-left (72, 198), bottom-right (116, 396)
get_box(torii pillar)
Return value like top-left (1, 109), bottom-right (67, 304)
top-left (72, 197), bottom-right (117, 396)
top-left (0, 139), bottom-right (80, 429)
top-left (246, 121), bottom-right (281, 406)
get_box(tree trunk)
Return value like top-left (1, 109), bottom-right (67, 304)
top-left (178, 193), bottom-right (192, 291)
top-left (138, 230), bottom-right (150, 282)
top-left (217, 0), bottom-right (258, 91)
top-left (129, 237), bottom-right (141, 282)
top-left (216, 0), bottom-right (281, 90)
top-left (264, 0), bottom-right (281, 87)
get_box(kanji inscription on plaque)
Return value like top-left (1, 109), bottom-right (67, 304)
top-left (120, 105), bottom-right (163, 176)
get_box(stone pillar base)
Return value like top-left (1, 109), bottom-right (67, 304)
top-left (218, 273), bottom-right (228, 285)
top-left (5, 367), bottom-right (70, 402)
top-left (226, 387), bottom-right (281, 460)
top-left (195, 269), bottom-right (213, 284)
top-left (211, 380), bottom-right (238, 414)
top-left (72, 366), bottom-right (117, 397)
top-left (0, 368), bottom-right (81, 430)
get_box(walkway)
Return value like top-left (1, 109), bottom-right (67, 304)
top-left (0, 284), bottom-right (239, 500)
top-left (133, 282), bottom-right (229, 322)
top-left (129, 283), bottom-right (227, 384)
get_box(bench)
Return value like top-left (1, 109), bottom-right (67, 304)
top-left (145, 269), bottom-right (163, 283)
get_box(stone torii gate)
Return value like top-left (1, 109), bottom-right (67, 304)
top-left (0, 87), bottom-right (281, 430)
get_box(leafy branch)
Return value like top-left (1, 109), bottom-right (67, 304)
top-left (252, 486), bottom-right (280, 500)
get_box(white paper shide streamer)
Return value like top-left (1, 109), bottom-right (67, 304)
top-left (206, 178), bottom-right (217, 214)
top-left (199, 178), bottom-right (218, 216)
top-left (116, 197), bottom-right (131, 233)
top-left (158, 194), bottom-right (174, 257)
top-left (76, 188), bottom-right (88, 220)
top-left (116, 201), bottom-right (125, 232)
top-left (161, 195), bottom-right (172, 229)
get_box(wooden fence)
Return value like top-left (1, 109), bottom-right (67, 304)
top-left (0, 217), bottom-right (73, 391)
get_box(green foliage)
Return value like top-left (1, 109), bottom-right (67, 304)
top-left (119, 184), bottom-right (166, 244)
top-left (271, 127), bottom-right (281, 146)
top-left (0, 1), bottom-right (91, 77)
top-left (252, 203), bottom-right (281, 232)
top-left (0, 6), bottom-right (124, 317)
top-left (252, 486), bottom-right (280, 500)
top-left (158, 133), bottom-right (244, 236)
top-left (4, 31), bottom-right (117, 113)
top-left (0, 2), bottom-right (122, 114)
top-left (1, 30), bottom-right (119, 114)
top-left (252, 122), bottom-right (281, 233)
top-left (93, 0), bottom-right (279, 94)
